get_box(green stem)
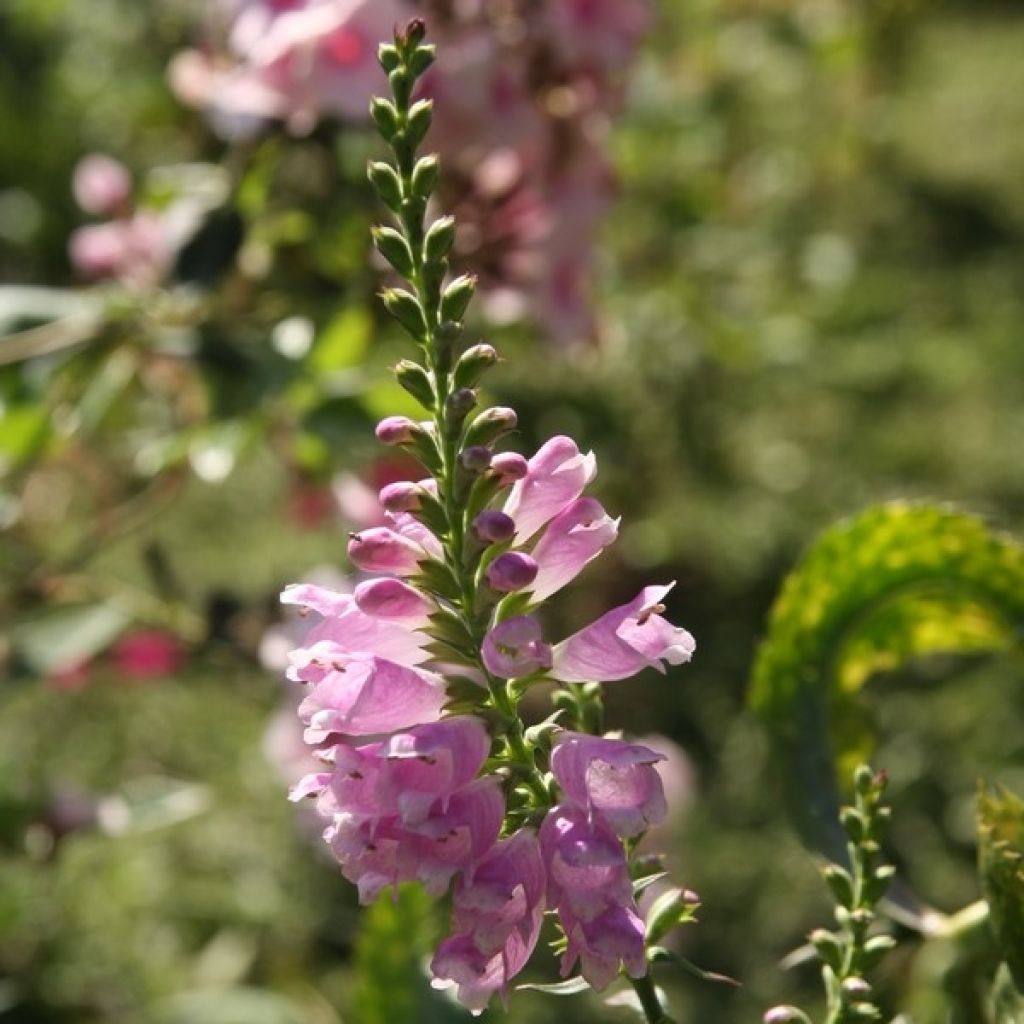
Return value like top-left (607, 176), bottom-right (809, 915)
top-left (630, 973), bottom-right (676, 1024)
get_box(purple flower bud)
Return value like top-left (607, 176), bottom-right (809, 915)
top-left (472, 510), bottom-right (516, 544)
top-left (375, 416), bottom-right (423, 446)
top-left (482, 616), bottom-right (552, 678)
top-left (486, 552), bottom-right (538, 593)
top-left (490, 452), bottom-right (529, 484)
top-left (348, 527), bottom-right (424, 574)
top-left (459, 445), bottom-right (493, 473)
top-left (353, 578), bottom-right (433, 622)
top-left (379, 480), bottom-right (425, 514)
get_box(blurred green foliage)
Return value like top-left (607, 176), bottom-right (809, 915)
top-left (2, 0), bottom-right (1024, 1021)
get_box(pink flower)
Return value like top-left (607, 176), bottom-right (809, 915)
top-left (529, 497), bottom-right (618, 602)
top-left (347, 526), bottom-right (428, 575)
top-left (295, 653), bottom-right (446, 741)
top-left (551, 583), bottom-right (695, 683)
top-left (352, 577), bottom-right (433, 623)
top-left (504, 436), bottom-right (597, 542)
top-left (544, 0), bottom-right (652, 73)
top-left (431, 829), bottom-right (546, 1013)
top-left (550, 732), bottom-right (667, 838)
top-left (325, 776), bottom-right (504, 901)
top-left (481, 616), bottom-right (551, 679)
top-left (540, 804), bottom-right (646, 990)
top-left (72, 154), bottom-right (132, 216)
top-left (68, 212), bottom-right (168, 288)
top-left (111, 629), bottom-right (184, 680)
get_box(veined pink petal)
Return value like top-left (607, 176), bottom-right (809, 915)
top-left (503, 436), bottom-right (597, 542)
top-left (281, 582), bottom-right (353, 618)
top-left (550, 583), bottom-right (695, 682)
top-left (389, 511), bottom-right (444, 560)
top-left (481, 616), bottom-right (552, 679)
top-left (297, 655), bottom-right (445, 740)
top-left (529, 497), bottom-right (618, 602)
top-left (560, 902), bottom-right (646, 991)
top-left (550, 732), bottom-right (667, 838)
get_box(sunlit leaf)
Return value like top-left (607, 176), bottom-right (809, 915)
top-left (12, 603), bottom-right (130, 674)
top-left (979, 785), bottom-right (1024, 994)
top-left (749, 502), bottom-right (1024, 858)
top-left (517, 977), bottom-right (590, 995)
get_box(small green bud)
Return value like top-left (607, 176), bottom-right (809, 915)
top-left (411, 155), bottom-right (440, 199)
top-left (372, 227), bottom-right (414, 277)
top-left (410, 44), bottom-right (436, 76)
top-left (440, 274), bottom-right (477, 322)
top-left (854, 765), bottom-right (877, 795)
top-left (423, 216), bottom-right (456, 263)
top-left (840, 807), bottom-right (865, 843)
top-left (464, 406), bottom-right (517, 448)
top-left (402, 17), bottom-right (427, 48)
top-left (841, 977), bottom-right (871, 999)
top-left (809, 929), bottom-right (844, 973)
top-left (445, 387), bottom-right (478, 424)
top-left (453, 343), bottom-right (499, 389)
top-left (864, 864), bottom-right (895, 903)
top-left (847, 1003), bottom-right (881, 1020)
top-left (368, 161), bottom-right (403, 210)
top-left (388, 66), bottom-right (413, 107)
top-left (822, 864), bottom-right (854, 908)
top-left (394, 360), bottom-right (435, 409)
top-left (378, 43), bottom-right (401, 72)
top-left (381, 288), bottom-right (427, 338)
top-left (861, 934), bottom-right (897, 969)
top-left (763, 1008), bottom-right (812, 1024)
top-left (406, 99), bottom-right (433, 149)
top-left (370, 97), bottom-right (400, 140)
top-left (850, 908), bottom-right (875, 928)
top-left (646, 887), bottom-right (698, 945)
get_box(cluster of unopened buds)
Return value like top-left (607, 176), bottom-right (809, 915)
top-left (282, 22), bottom-right (694, 1018)
top-left (170, 0), bottom-right (652, 343)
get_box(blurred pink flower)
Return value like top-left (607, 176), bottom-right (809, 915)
top-left (72, 154), bottom-right (132, 217)
top-left (111, 629), bottom-right (184, 680)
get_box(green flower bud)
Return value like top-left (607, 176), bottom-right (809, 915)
top-left (377, 43), bottom-right (401, 72)
top-left (423, 216), bottom-right (456, 263)
top-left (841, 977), bottom-right (871, 999)
top-left (809, 929), bottom-right (844, 972)
top-left (388, 67), bottom-right (412, 107)
top-left (381, 288), bottom-right (427, 339)
top-left (453, 343), bottom-right (499, 389)
top-left (405, 99), bottom-right (433, 149)
top-left (372, 227), bottom-right (414, 277)
top-left (394, 360), bottom-right (435, 409)
top-left (646, 887), bottom-right (698, 945)
top-left (410, 44), bottom-right (436, 76)
top-left (464, 406), bottom-right (517, 448)
top-left (370, 97), bottom-right (400, 140)
top-left (440, 274), bottom-right (477, 322)
top-left (411, 155), bottom-right (440, 199)
top-left (368, 161), bottom-right (403, 211)
top-left (821, 864), bottom-right (854, 909)
top-left (445, 387), bottom-right (478, 426)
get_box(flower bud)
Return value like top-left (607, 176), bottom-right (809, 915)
top-left (459, 446), bottom-right (493, 473)
top-left (368, 161), bottom-right (403, 211)
top-left (377, 42), bottom-right (401, 72)
top-left (348, 528), bottom-right (422, 575)
top-left (841, 977), bottom-right (872, 998)
top-left (388, 67), bottom-right (413, 107)
top-left (375, 416), bottom-right (423, 446)
top-left (73, 154), bottom-right (132, 216)
top-left (380, 288), bottom-right (427, 338)
top-left (453, 343), bottom-right (498, 390)
top-left (379, 480), bottom-right (424, 514)
top-left (402, 17), bottom-right (427, 47)
top-left (464, 407), bottom-right (517, 448)
top-left (394, 360), bottom-right (434, 409)
top-left (405, 99), bottom-right (433, 148)
top-left (370, 97), bottom-right (400, 139)
top-left (446, 387), bottom-right (477, 422)
top-left (486, 552), bottom-right (538, 593)
top-left (763, 1008), bottom-right (812, 1024)
top-left (440, 274), bottom-right (476, 322)
top-left (411, 155), bottom-right (439, 199)
top-left (490, 452), bottom-right (529, 483)
top-left (473, 510), bottom-right (515, 544)
top-left (645, 887), bottom-right (697, 945)
top-left (423, 216), bottom-right (456, 263)
top-left (372, 227), bottom-right (414, 277)
top-left (354, 578), bottom-right (432, 620)
top-left (482, 616), bottom-right (551, 678)
top-left (809, 928), bottom-right (843, 972)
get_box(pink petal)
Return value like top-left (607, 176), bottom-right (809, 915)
top-left (529, 497), bottom-right (618, 602)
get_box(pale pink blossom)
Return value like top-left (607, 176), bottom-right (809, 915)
top-left (551, 583), bottom-right (695, 683)
top-left (550, 732), bottom-right (667, 838)
top-left (72, 154), bottom-right (132, 216)
top-left (529, 497), bottom-right (619, 602)
top-left (111, 629), bottom-right (184, 680)
top-left (481, 616), bottom-right (551, 679)
top-left (543, 0), bottom-right (653, 73)
top-left (561, 901), bottom-right (646, 991)
top-left (504, 436), bottom-right (597, 543)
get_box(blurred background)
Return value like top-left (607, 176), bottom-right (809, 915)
top-left (2, 0), bottom-right (1023, 1021)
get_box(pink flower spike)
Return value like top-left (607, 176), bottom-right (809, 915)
top-left (348, 526), bottom-right (425, 575)
top-left (297, 655), bottom-right (446, 740)
top-left (504, 436), bottom-right (597, 542)
top-left (529, 497), bottom-right (619, 602)
top-left (485, 552), bottom-right (538, 593)
top-left (72, 154), bottom-right (132, 216)
top-left (550, 732), bottom-right (668, 838)
top-left (482, 616), bottom-right (552, 679)
top-left (551, 583), bottom-right (695, 682)
top-left (353, 578), bottom-right (433, 623)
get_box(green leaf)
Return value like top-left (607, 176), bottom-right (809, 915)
top-left (979, 785), bottom-right (1024, 993)
top-left (516, 977), bottom-right (590, 996)
top-left (11, 603), bottom-right (130, 674)
top-left (310, 306), bottom-right (371, 374)
top-left (646, 947), bottom-right (739, 987)
top-left (749, 502), bottom-right (1024, 859)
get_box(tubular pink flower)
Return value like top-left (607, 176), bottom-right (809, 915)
top-left (431, 830), bottom-right (546, 1013)
top-left (353, 577), bottom-right (433, 623)
top-left (485, 552), bottom-right (539, 593)
top-left (550, 583), bottom-right (695, 682)
top-left (72, 154), bottom-right (132, 216)
top-left (482, 616), bottom-right (552, 679)
top-left (282, 583), bottom-right (430, 666)
top-left (325, 777), bottom-right (505, 902)
top-left (378, 479), bottom-right (424, 514)
top-left (561, 902), bottom-right (647, 991)
top-left (550, 732), bottom-right (667, 838)
top-left (503, 436), bottom-right (597, 542)
top-left (347, 526), bottom-right (426, 575)
top-left (529, 497), bottom-right (619, 602)
top-left (296, 653), bottom-right (446, 741)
